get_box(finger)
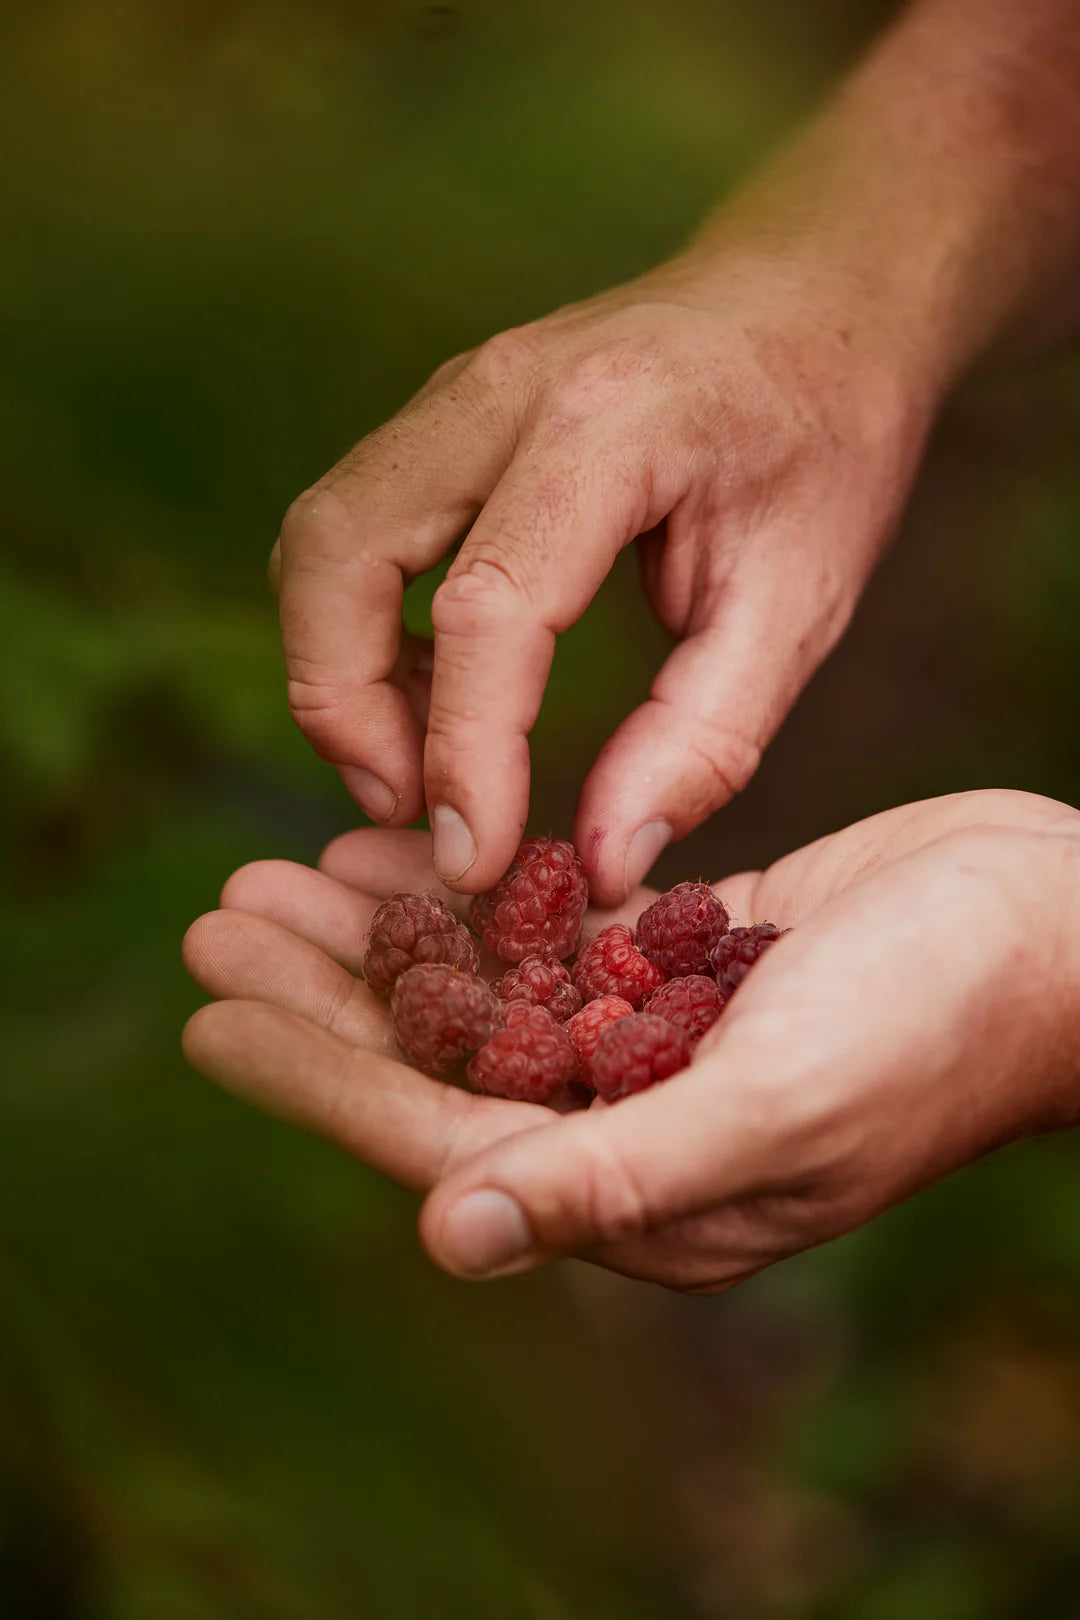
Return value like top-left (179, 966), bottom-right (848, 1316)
top-left (424, 435), bottom-right (657, 890)
top-left (182, 910), bottom-right (398, 1054)
top-left (418, 831), bottom-right (1049, 1280)
top-left (278, 370), bottom-right (513, 826)
top-left (220, 860), bottom-right (378, 971)
top-left (577, 539), bottom-right (850, 904)
top-left (182, 1000), bottom-right (548, 1192)
top-left (272, 545), bottom-right (433, 731)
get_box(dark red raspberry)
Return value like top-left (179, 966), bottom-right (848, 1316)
top-left (572, 924), bottom-right (665, 1008)
top-left (391, 964), bottom-right (502, 1074)
top-left (643, 975), bottom-right (726, 1047)
top-left (363, 891), bottom-right (478, 994)
top-left (709, 923), bottom-right (786, 997)
top-left (468, 1003), bottom-right (578, 1103)
top-left (565, 995), bottom-right (634, 1083)
top-left (591, 1014), bottom-right (693, 1102)
top-left (495, 953), bottom-right (582, 1024)
top-left (636, 882), bottom-right (731, 978)
top-left (469, 836), bottom-right (589, 964)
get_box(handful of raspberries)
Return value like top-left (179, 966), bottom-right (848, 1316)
top-left (362, 836), bottom-right (787, 1106)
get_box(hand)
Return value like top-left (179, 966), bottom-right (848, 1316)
top-left (274, 252), bottom-right (930, 905)
top-left (182, 790), bottom-right (1080, 1292)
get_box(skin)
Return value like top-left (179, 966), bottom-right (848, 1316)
top-left (272, 0), bottom-right (1080, 904)
top-left (183, 791), bottom-right (1080, 1290)
top-left (184, 3), bottom-right (1080, 1287)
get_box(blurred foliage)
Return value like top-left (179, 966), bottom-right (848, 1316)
top-left (3, 1), bottom-right (1080, 1616)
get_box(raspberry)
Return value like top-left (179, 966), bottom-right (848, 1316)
top-left (636, 882), bottom-right (731, 978)
top-left (710, 923), bottom-right (786, 997)
top-left (643, 975), bottom-right (726, 1047)
top-left (591, 1014), bottom-right (693, 1102)
top-left (495, 953), bottom-right (582, 1024)
top-left (565, 996), bottom-right (634, 1083)
top-left (468, 1003), bottom-right (578, 1103)
top-left (391, 963), bottom-right (502, 1074)
top-left (469, 836), bottom-right (588, 964)
top-left (571, 924), bottom-right (665, 1008)
top-left (363, 891), bottom-right (478, 994)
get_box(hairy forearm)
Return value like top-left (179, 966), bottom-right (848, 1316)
top-left (684, 0), bottom-right (1080, 399)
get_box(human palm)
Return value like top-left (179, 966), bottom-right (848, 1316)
top-left (183, 789), bottom-right (1080, 1290)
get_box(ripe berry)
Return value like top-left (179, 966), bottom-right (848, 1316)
top-left (636, 882), bottom-right (730, 978)
top-left (565, 995), bottom-right (635, 1083)
top-left (643, 975), bottom-right (726, 1046)
top-left (469, 836), bottom-right (589, 964)
top-left (391, 963), bottom-right (502, 1075)
top-left (591, 1014), bottom-right (693, 1102)
top-left (572, 924), bottom-right (665, 1008)
top-left (710, 923), bottom-right (786, 997)
top-left (495, 953), bottom-right (582, 1024)
top-left (468, 1002), bottom-right (578, 1103)
top-left (363, 891), bottom-right (478, 994)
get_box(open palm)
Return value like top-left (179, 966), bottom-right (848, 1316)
top-left (183, 789), bottom-right (1080, 1290)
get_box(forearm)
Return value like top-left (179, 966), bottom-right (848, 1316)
top-left (681, 0), bottom-right (1080, 401)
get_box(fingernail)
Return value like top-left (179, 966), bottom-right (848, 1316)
top-left (624, 818), bottom-right (672, 894)
top-left (432, 804), bottom-right (476, 882)
top-left (440, 1189), bottom-right (533, 1278)
top-left (342, 766), bottom-right (398, 823)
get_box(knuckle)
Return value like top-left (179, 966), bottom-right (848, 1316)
top-left (286, 667), bottom-right (341, 716)
top-left (572, 1135), bottom-right (653, 1246)
top-left (671, 708), bottom-right (762, 819)
top-left (425, 349), bottom-right (473, 389)
top-left (431, 557), bottom-right (526, 635)
top-left (547, 345), bottom-right (645, 419)
top-left (285, 670), bottom-right (352, 758)
top-left (278, 483), bottom-right (357, 559)
top-left (468, 324), bottom-right (542, 384)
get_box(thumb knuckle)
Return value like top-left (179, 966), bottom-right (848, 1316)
top-left (569, 1133), bottom-right (653, 1246)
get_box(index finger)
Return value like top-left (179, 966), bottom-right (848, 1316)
top-left (278, 373), bottom-right (512, 824)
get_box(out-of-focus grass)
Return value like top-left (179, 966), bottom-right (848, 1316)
top-left (3, 2), bottom-right (1080, 1616)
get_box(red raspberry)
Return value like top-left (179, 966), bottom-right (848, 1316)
top-left (710, 923), bottom-right (786, 997)
top-left (591, 1014), bottom-right (693, 1102)
top-left (469, 836), bottom-right (588, 964)
top-left (572, 924), bottom-right (665, 1008)
top-left (565, 995), bottom-right (634, 1083)
top-left (643, 975), bottom-right (726, 1047)
top-left (363, 891), bottom-right (478, 994)
top-left (391, 963), bottom-right (502, 1074)
top-left (636, 882), bottom-right (731, 978)
top-left (468, 1003), bottom-right (578, 1103)
top-left (495, 953), bottom-right (582, 1024)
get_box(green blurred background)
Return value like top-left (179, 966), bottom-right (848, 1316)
top-left (4, 1), bottom-right (1080, 1615)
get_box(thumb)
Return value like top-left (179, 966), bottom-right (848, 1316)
top-left (418, 831), bottom-right (1051, 1283)
top-left (417, 1062), bottom-right (769, 1280)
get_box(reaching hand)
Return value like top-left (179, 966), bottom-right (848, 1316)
top-left (182, 790), bottom-right (1080, 1291)
top-left (273, 254), bottom-right (929, 904)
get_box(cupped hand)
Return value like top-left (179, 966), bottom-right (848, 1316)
top-left (182, 790), bottom-right (1080, 1292)
top-left (274, 254), bottom-right (931, 905)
